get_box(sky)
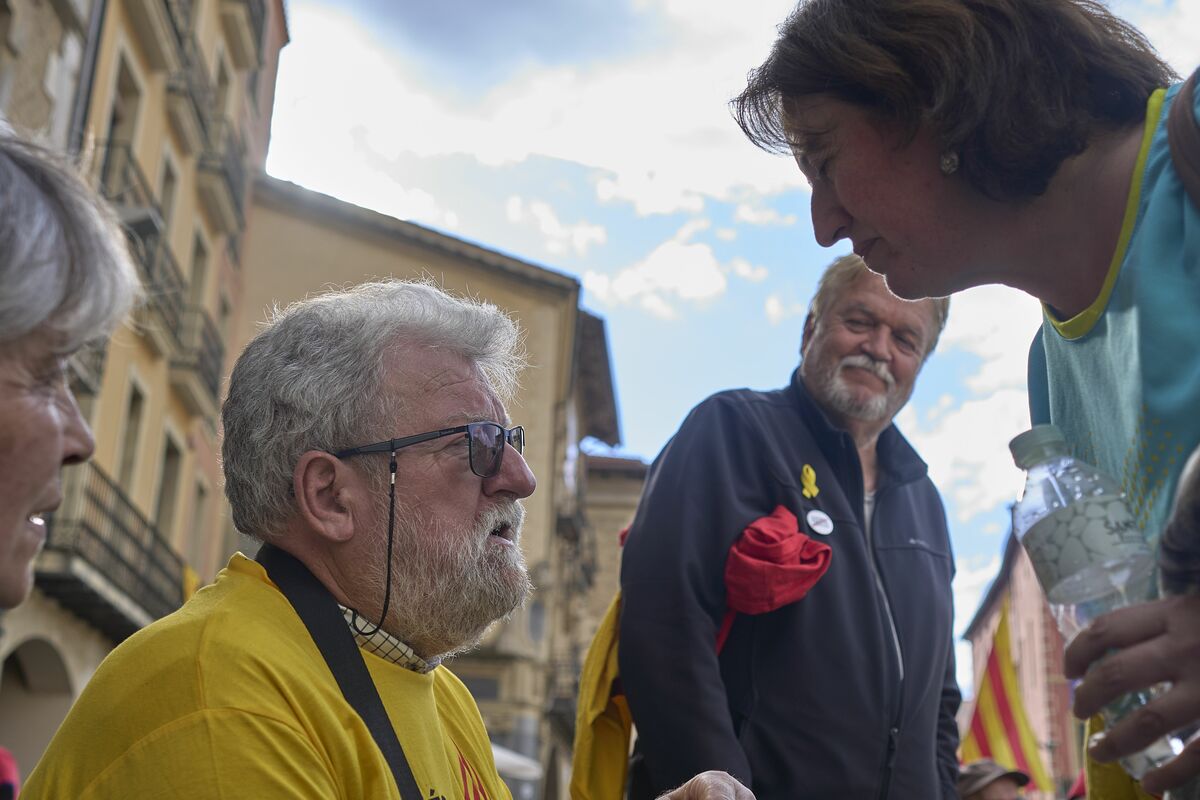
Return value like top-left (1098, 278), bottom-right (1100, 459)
top-left (265, 0), bottom-right (1200, 697)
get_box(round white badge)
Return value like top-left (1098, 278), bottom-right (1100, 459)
top-left (806, 509), bottom-right (834, 536)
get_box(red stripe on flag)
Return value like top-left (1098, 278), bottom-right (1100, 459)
top-left (986, 652), bottom-right (1034, 777)
top-left (970, 707), bottom-right (992, 758)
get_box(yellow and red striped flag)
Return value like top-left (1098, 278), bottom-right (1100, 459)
top-left (960, 596), bottom-right (1055, 792)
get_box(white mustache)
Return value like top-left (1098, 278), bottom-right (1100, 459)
top-left (838, 354), bottom-right (895, 388)
top-left (476, 501), bottom-right (525, 542)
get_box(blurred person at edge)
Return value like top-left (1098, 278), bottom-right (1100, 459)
top-left (957, 759), bottom-right (1030, 800)
top-left (733, 1), bottom-right (1200, 797)
top-left (620, 256), bottom-right (957, 799)
top-left (21, 280), bottom-right (753, 800)
top-left (0, 130), bottom-right (140, 611)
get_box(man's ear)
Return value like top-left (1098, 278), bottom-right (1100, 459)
top-left (800, 312), bottom-right (817, 358)
top-left (293, 451), bottom-right (362, 543)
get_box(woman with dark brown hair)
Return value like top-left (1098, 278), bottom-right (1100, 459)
top-left (734, 2), bottom-right (1200, 798)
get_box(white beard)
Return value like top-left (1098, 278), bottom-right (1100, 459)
top-left (804, 353), bottom-right (897, 422)
top-left (365, 498), bottom-right (533, 659)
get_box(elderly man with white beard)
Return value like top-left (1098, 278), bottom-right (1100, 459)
top-left (23, 281), bottom-right (748, 800)
top-left (618, 256), bottom-right (961, 800)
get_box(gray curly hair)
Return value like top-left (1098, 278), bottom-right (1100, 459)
top-left (0, 132), bottom-right (140, 350)
top-left (221, 280), bottom-right (526, 540)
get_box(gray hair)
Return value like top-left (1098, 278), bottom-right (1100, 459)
top-left (222, 280), bottom-right (527, 540)
top-left (808, 254), bottom-right (950, 357)
top-left (0, 133), bottom-right (140, 351)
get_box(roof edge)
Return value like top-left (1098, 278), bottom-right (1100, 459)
top-left (252, 174), bottom-right (580, 295)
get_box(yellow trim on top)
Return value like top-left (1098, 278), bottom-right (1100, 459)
top-left (1046, 88), bottom-right (1167, 341)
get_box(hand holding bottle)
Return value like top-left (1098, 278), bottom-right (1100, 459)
top-left (1064, 446), bottom-right (1200, 796)
top-left (1064, 593), bottom-right (1200, 794)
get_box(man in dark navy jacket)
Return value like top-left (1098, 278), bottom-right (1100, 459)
top-left (620, 255), bottom-right (960, 800)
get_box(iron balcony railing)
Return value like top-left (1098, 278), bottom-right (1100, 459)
top-left (97, 141), bottom-right (185, 347)
top-left (40, 462), bottom-right (186, 641)
top-left (173, 307), bottom-right (225, 404)
top-left (166, 21), bottom-right (214, 144)
top-left (201, 117), bottom-right (248, 225)
top-left (98, 141), bottom-right (156, 214)
top-left (141, 238), bottom-right (188, 346)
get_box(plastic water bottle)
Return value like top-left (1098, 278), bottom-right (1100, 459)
top-left (1009, 425), bottom-right (1181, 779)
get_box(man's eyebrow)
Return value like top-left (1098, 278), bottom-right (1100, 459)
top-left (439, 412), bottom-right (512, 427)
top-left (840, 302), bottom-right (876, 318)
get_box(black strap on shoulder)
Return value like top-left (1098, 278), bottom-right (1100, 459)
top-left (1168, 68), bottom-right (1200, 209)
top-left (256, 544), bottom-right (421, 800)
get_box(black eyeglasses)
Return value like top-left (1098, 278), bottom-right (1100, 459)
top-left (333, 422), bottom-right (525, 478)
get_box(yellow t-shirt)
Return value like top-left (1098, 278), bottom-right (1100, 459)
top-left (22, 553), bottom-right (511, 800)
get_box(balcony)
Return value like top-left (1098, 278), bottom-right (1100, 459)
top-left (97, 141), bottom-right (163, 245)
top-left (38, 462), bottom-right (186, 642)
top-left (197, 118), bottom-right (246, 233)
top-left (136, 239), bottom-right (188, 359)
top-left (123, 0), bottom-right (182, 72)
top-left (170, 307), bottom-right (225, 416)
top-left (96, 142), bottom-right (184, 357)
top-left (220, 0), bottom-right (266, 69)
top-left (166, 33), bottom-right (213, 155)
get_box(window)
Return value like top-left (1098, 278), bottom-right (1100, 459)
top-left (217, 292), bottom-right (232, 343)
top-left (153, 436), bottom-right (183, 540)
top-left (213, 55), bottom-right (231, 120)
top-left (158, 158), bottom-right (178, 234)
top-left (187, 480), bottom-right (210, 573)
top-left (116, 384), bottom-right (145, 489)
top-left (99, 57), bottom-right (142, 198)
top-left (188, 232), bottom-right (209, 308)
top-left (246, 68), bottom-right (260, 105)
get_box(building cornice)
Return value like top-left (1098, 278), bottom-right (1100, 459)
top-left (252, 174), bottom-right (580, 296)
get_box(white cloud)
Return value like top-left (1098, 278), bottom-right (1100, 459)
top-left (715, 228), bottom-right (737, 241)
top-left (899, 389), bottom-right (1034, 524)
top-left (765, 292), bottom-right (806, 325)
top-left (269, 2), bottom-right (806, 221)
top-left (585, 219), bottom-right (770, 317)
top-left (953, 553), bottom-right (1003, 698)
top-left (731, 257), bottom-right (768, 282)
top-left (595, 172), bottom-right (707, 216)
top-left (1118, 0), bottom-right (1200, 77)
top-left (505, 195), bottom-right (607, 256)
top-left (734, 201), bottom-right (798, 227)
top-left (937, 285), bottom-right (1044, 395)
top-left (896, 285), bottom-right (1044, 524)
top-left (270, 0), bottom-right (1195, 225)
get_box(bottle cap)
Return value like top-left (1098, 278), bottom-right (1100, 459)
top-left (1009, 425), bottom-right (1069, 469)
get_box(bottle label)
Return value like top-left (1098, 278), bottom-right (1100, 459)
top-left (1022, 496), bottom-right (1150, 596)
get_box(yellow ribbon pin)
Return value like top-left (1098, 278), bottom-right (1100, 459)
top-left (801, 464), bottom-right (819, 499)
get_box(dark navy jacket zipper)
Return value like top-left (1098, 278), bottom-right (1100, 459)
top-left (869, 484), bottom-right (906, 800)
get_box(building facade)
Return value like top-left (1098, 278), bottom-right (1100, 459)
top-left (962, 533), bottom-right (1084, 800)
top-left (0, 0), bottom-right (96, 148)
top-left (0, 0), bottom-right (283, 778)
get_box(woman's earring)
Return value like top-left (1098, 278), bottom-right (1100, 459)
top-left (939, 151), bottom-right (959, 176)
